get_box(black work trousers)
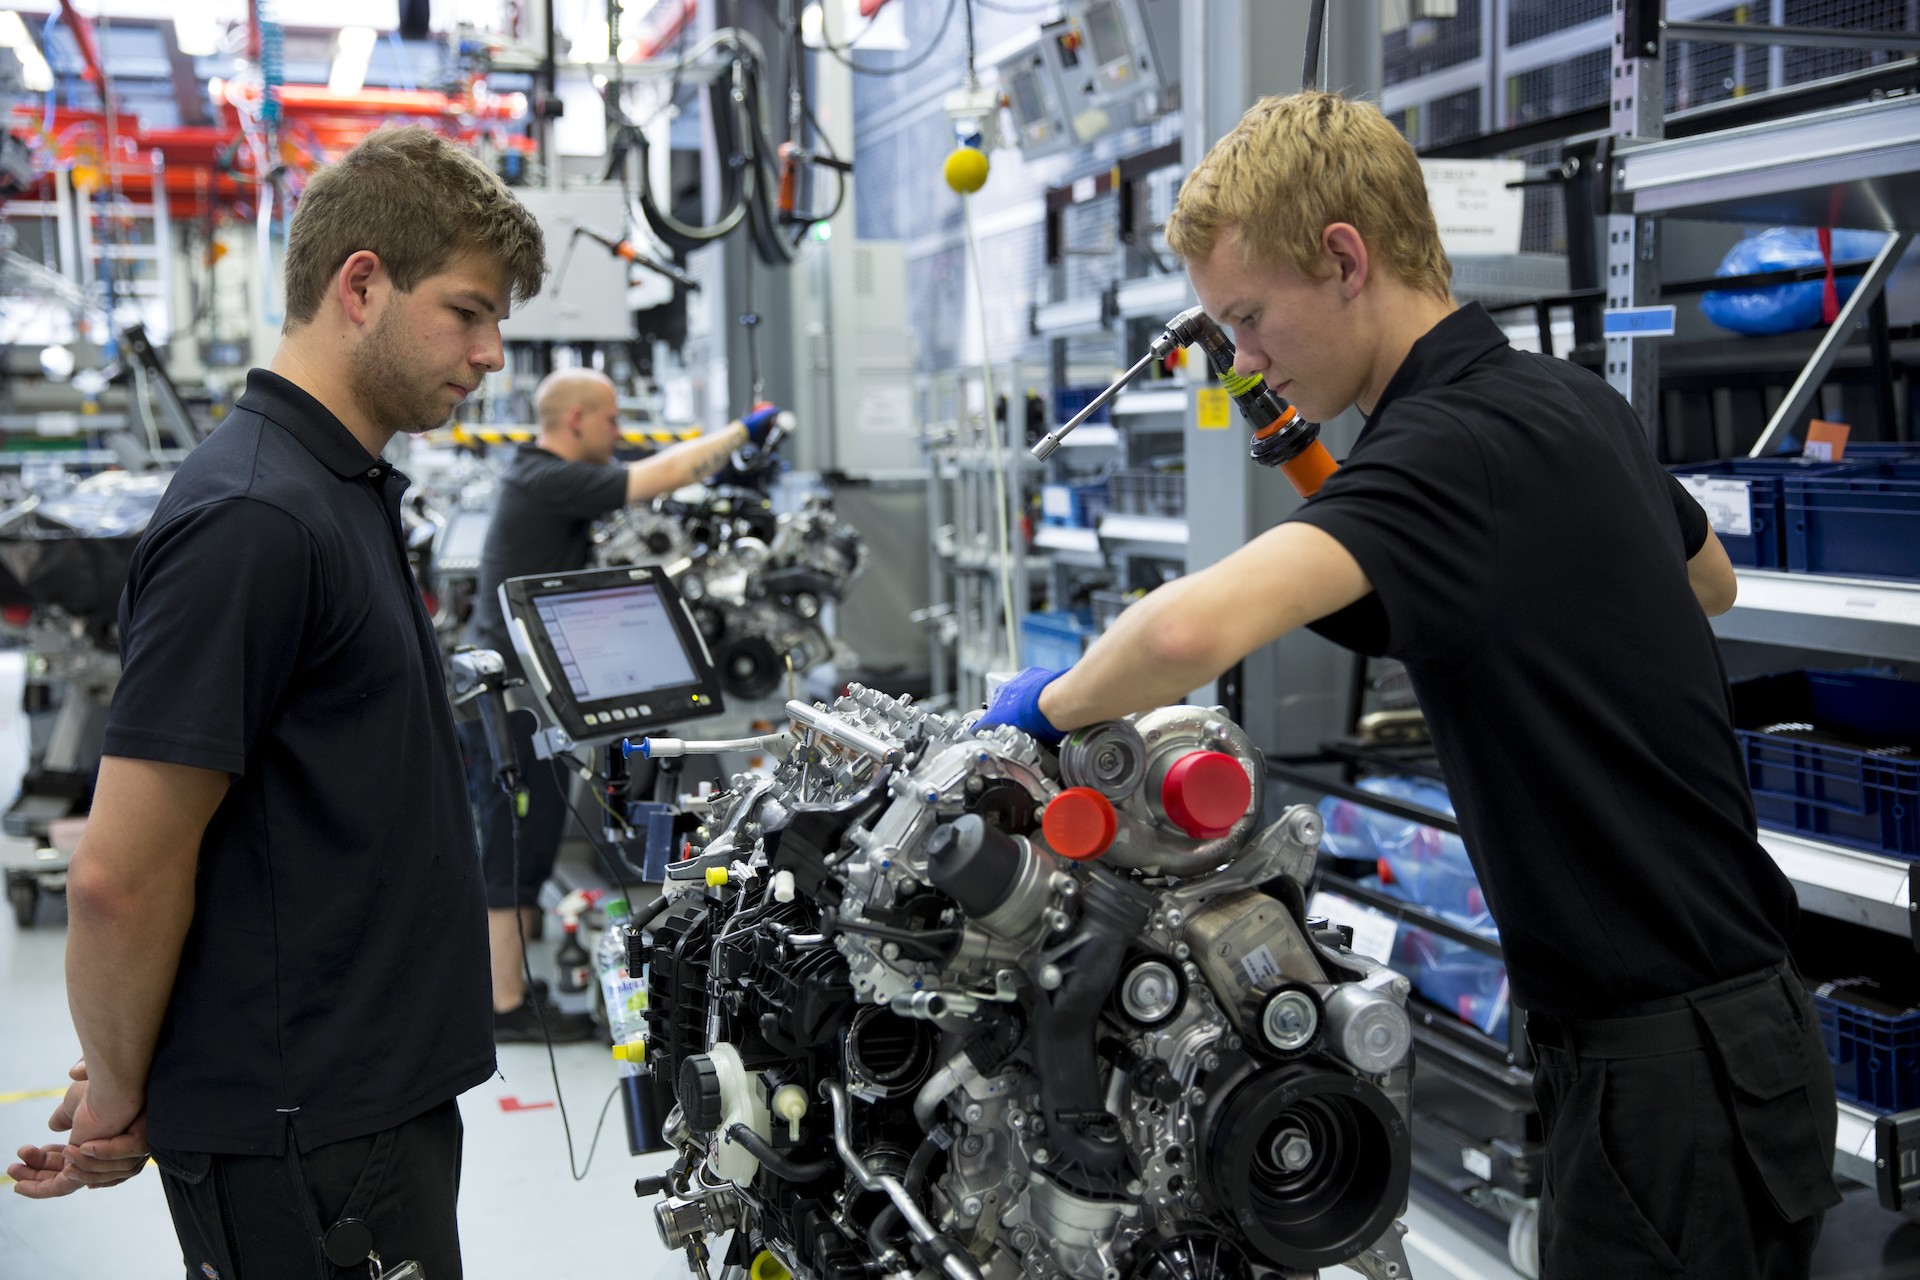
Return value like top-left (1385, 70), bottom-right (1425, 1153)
top-left (153, 1099), bottom-right (464, 1280)
top-left (1531, 964), bottom-right (1840, 1279)
top-left (459, 712), bottom-right (570, 910)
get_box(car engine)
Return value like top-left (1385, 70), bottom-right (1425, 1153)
top-left (595, 487), bottom-right (867, 701)
top-left (633, 685), bottom-right (1417, 1280)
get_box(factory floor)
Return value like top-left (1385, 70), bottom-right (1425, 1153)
top-left (2, 835), bottom-right (1912, 1279)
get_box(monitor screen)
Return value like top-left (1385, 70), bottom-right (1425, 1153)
top-left (501, 563), bottom-right (724, 742)
top-left (1084, 1), bottom-right (1129, 67)
top-left (533, 583), bottom-right (698, 704)
top-left (438, 509), bottom-right (493, 566)
top-left (1009, 66), bottom-right (1045, 129)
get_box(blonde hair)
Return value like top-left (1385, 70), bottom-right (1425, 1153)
top-left (534, 368), bottom-right (615, 430)
top-left (282, 128), bottom-right (547, 331)
top-left (1165, 91), bottom-right (1452, 300)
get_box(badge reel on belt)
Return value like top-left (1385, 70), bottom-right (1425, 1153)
top-left (323, 1217), bottom-right (425, 1280)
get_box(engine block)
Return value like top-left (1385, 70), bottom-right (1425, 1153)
top-left (596, 488), bottom-right (867, 700)
top-left (635, 686), bottom-right (1416, 1280)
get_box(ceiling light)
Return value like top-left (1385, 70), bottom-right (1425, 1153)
top-left (0, 13), bottom-right (54, 93)
top-left (329, 26), bottom-right (377, 97)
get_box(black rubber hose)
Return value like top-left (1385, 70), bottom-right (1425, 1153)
top-left (868, 1204), bottom-right (904, 1262)
top-left (1028, 868), bottom-right (1153, 1181)
top-left (905, 1125), bottom-right (946, 1196)
top-left (725, 1124), bottom-right (836, 1182)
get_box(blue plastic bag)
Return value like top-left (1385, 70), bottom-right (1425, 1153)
top-left (1700, 227), bottom-right (1890, 336)
top-left (1318, 776), bottom-right (1496, 937)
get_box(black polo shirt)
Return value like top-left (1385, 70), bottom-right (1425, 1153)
top-left (464, 445), bottom-right (627, 678)
top-left (1291, 304), bottom-right (1796, 1019)
top-left (104, 369), bottom-right (493, 1156)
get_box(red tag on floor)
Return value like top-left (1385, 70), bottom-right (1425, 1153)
top-left (497, 1096), bottom-right (555, 1113)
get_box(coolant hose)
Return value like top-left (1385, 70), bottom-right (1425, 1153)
top-left (1027, 869), bottom-right (1153, 1184)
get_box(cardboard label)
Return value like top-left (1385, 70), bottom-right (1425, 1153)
top-left (1805, 419), bottom-right (1851, 461)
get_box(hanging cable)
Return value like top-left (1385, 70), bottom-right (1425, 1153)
top-left (962, 198), bottom-right (1020, 670)
top-left (825, 0), bottom-right (961, 77)
top-left (1302, 0), bottom-right (1328, 91)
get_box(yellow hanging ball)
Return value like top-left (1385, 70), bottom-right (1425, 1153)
top-left (944, 146), bottom-right (991, 195)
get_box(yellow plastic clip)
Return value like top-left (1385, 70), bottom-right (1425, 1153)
top-left (611, 1042), bottom-right (646, 1065)
top-left (705, 866), bottom-right (730, 887)
top-left (750, 1251), bottom-right (793, 1280)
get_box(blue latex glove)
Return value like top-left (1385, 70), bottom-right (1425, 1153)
top-left (975, 666), bottom-right (1066, 745)
top-left (742, 402), bottom-right (783, 446)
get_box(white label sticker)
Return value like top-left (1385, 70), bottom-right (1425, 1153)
top-left (1309, 890), bottom-right (1400, 965)
top-left (1240, 944), bottom-right (1282, 987)
top-left (1679, 476), bottom-right (1754, 538)
top-left (1040, 485), bottom-right (1074, 519)
top-left (1419, 159), bottom-right (1525, 257)
top-left (1462, 1147), bottom-right (1494, 1181)
top-left (1072, 175), bottom-right (1097, 204)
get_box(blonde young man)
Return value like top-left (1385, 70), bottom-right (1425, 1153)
top-left (9, 128), bottom-right (546, 1278)
top-left (979, 92), bottom-right (1838, 1279)
top-left (459, 369), bottom-right (782, 1039)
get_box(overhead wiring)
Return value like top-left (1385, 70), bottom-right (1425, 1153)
top-left (824, 0), bottom-right (962, 77)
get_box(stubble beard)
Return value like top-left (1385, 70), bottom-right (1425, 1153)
top-left (349, 306), bottom-right (458, 437)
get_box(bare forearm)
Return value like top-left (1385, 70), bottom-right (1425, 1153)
top-left (625, 423), bottom-right (749, 501)
top-left (1037, 523), bottom-right (1374, 733)
top-left (1039, 577), bottom-right (1233, 731)
top-left (61, 757), bottom-right (225, 1119)
top-left (64, 848), bottom-right (195, 1111)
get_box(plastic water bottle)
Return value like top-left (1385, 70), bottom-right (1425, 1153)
top-left (597, 898), bottom-right (649, 1043)
top-left (599, 896), bottom-right (668, 1155)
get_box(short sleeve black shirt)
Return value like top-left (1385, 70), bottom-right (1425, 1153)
top-left (1290, 304), bottom-right (1795, 1018)
top-left (464, 445), bottom-right (628, 676)
top-left (104, 369), bottom-right (493, 1155)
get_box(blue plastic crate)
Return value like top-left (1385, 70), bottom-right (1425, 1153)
top-left (1669, 457), bottom-right (1871, 569)
top-left (1040, 483), bottom-right (1110, 528)
top-left (1784, 461), bottom-right (1920, 582)
top-left (1813, 982), bottom-right (1920, 1113)
top-left (1053, 386), bottom-right (1113, 427)
top-left (1730, 670), bottom-right (1920, 859)
top-left (1021, 610), bottom-right (1094, 670)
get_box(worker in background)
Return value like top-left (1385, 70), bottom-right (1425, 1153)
top-left (8, 127), bottom-right (547, 1280)
top-left (979, 91), bottom-right (1838, 1280)
top-left (460, 368), bottom-right (783, 1042)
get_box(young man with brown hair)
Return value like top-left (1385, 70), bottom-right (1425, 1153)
top-left (9, 127), bottom-right (545, 1279)
top-left (980, 91), bottom-right (1837, 1279)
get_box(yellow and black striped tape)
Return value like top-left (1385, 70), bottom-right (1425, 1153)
top-left (432, 426), bottom-right (706, 446)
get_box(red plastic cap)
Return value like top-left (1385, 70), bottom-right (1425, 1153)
top-left (1043, 787), bottom-right (1118, 861)
top-left (1161, 751), bottom-right (1252, 839)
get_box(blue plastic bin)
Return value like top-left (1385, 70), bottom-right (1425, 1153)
top-left (1813, 980), bottom-right (1920, 1113)
top-left (1668, 457), bottom-right (1871, 569)
top-left (1783, 461), bottom-right (1920, 582)
top-left (1040, 483), bottom-right (1110, 528)
top-left (1836, 443), bottom-right (1920, 462)
top-left (1730, 670), bottom-right (1920, 859)
top-left (1053, 386), bottom-right (1113, 426)
top-left (1021, 610), bottom-right (1094, 669)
